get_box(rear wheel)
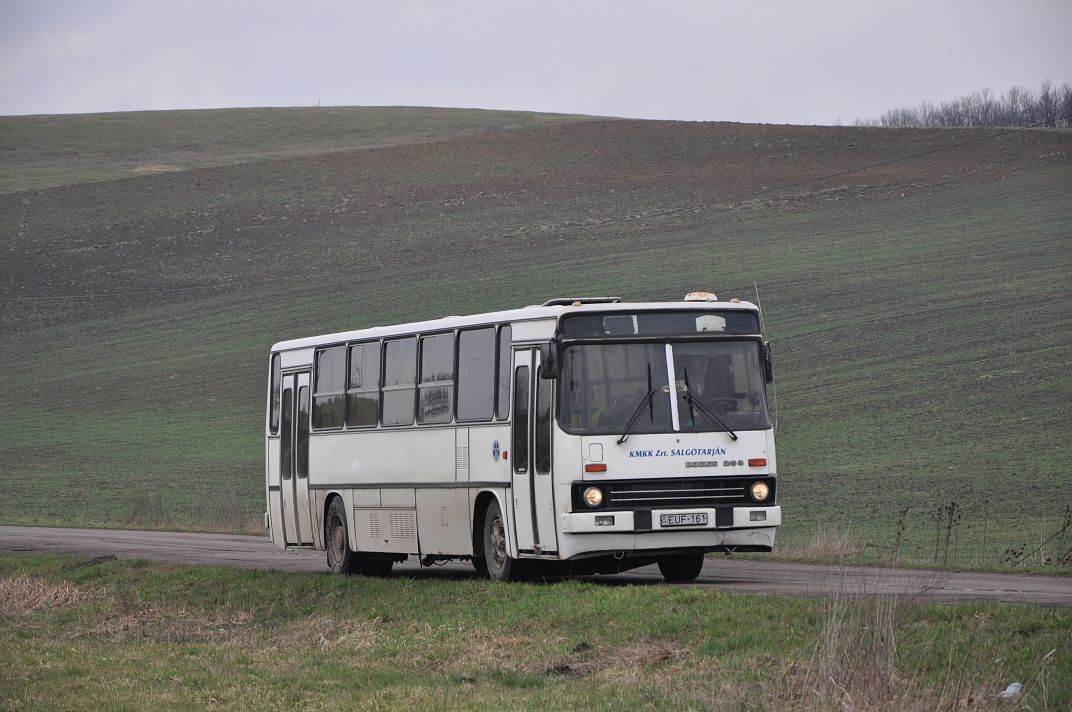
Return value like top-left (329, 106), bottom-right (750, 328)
top-left (483, 499), bottom-right (523, 581)
top-left (657, 552), bottom-right (705, 582)
top-left (325, 498), bottom-right (360, 574)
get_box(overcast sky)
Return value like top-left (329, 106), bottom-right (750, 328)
top-left (2, 0), bottom-right (1070, 124)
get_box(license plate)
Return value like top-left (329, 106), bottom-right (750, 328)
top-left (660, 512), bottom-right (708, 527)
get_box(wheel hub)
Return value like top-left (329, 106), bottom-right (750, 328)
top-left (490, 515), bottom-right (506, 568)
top-left (330, 516), bottom-right (344, 557)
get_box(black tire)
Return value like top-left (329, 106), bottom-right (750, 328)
top-left (471, 501), bottom-right (490, 576)
top-left (483, 499), bottom-right (522, 581)
top-left (362, 557), bottom-right (394, 577)
top-left (325, 497), bottom-right (361, 574)
top-left (657, 552), bottom-right (705, 582)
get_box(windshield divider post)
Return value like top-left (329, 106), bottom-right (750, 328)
top-left (665, 343), bottom-right (681, 431)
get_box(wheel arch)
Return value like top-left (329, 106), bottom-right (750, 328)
top-left (472, 488), bottom-right (512, 558)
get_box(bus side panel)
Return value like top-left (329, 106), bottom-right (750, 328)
top-left (467, 487), bottom-right (519, 559)
top-left (416, 488), bottom-right (471, 555)
top-left (266, 437), bottom-right (284, 550)
top-left (466, 425), bottom-right (516, 555)
top-left (310, 429), bottom-right (455, 485)
top-left (765, 428), bottom-right (778, 474)
top-left (465, 425), bottom-right (512, 484)
top-left (551, 423), bottom-right (582, 551)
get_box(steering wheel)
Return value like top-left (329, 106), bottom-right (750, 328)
top-left (709, 398), bottom-right (737, 414)
top-left (612, 395), bottom-right (641, 417)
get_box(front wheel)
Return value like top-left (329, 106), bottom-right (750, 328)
top-left (483, 499), bottom-right (523, 581)
top-left (657, 552), bottom-right (705, 582)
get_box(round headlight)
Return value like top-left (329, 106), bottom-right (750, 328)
top-left (749, 481), bottom-right (770, 502)
top-left (583, 486), bottom-right (604, 508)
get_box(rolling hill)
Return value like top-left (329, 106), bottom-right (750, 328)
top-left (1, 107), bottom-right (1069, 568)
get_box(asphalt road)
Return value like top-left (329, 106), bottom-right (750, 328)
top-left (2, 525), bottom-right (1069, 606)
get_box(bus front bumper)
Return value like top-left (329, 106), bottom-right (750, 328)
top-left (562, 505), bottom-right (781, 534)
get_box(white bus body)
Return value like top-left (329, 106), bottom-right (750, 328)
top-left (265, 296), bottom-right (780, 581)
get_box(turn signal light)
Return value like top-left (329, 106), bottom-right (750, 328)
top-left (585, 463), bottom-right (607, 473)
top-left (748, 458), bottom-right (767, 467)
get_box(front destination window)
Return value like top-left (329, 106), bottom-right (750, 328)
top-left (560, 339), bottom-right (770, 434)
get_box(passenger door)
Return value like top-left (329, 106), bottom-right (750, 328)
top-left (510, 349), bottom-right (558, 555)
top-left (280, 371), bottom-right (314, 546)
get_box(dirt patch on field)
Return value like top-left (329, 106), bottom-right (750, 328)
top-left (543, 637), bottom-right (692, 681)
top-left (443, 627), bottom-right (554, 674)
top-left (0, 575), bottom-right (101, 615)
top-left (92, 604), bottom-right (254, 645)
top-left (128, 163), bottom-right (184, 175)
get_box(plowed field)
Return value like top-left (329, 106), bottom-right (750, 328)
top-left (1, 108), bottom-right (1069, 568)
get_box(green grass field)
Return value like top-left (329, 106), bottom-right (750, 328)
top-left (0, 108), bottom-right (1070, 571)
top-left (1, 554), bottom-right (1068, 710)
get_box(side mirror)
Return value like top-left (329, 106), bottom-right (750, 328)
top-left (538, 342), bottom-right (558, 379)
top-left (763, 341), bottom-right (774, 383)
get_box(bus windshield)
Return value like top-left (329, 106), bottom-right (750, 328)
top-left (559, 340), bottom-right (771, 435)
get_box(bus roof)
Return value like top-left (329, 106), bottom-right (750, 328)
top-left (270, 298), bottom-right (760, 352)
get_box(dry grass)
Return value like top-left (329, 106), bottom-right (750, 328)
top-left (190, 495), bottom-right (264, 535)
top-left (92, 604), bottom-right (254, 645)
top-left (768, 591), bottom-right (1058, 711)
top-left (0, 575), bottom-right (100, 616)
top-left (442, 627), bottom-right (546, 674)
top-left (268, 614), bottom-right (382, 653)
top-left (122, 487), bottom-right (172, 529)
top-left (795, 592), bottom-right (901, 710)
top-left (783, 525), bottom-right (863, 563)
top-left (536, 636), bottom-right (691, 684)
top-left (595, 639), bottom-right (692, 684)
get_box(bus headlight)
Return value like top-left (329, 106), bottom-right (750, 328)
top-left (583, 486), bottom-right (604, 508)
top-left (749, 481), bottom-right (770, 502)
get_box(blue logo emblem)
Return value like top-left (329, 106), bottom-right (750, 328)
top-left (492, 439), bottom-right (501, 462)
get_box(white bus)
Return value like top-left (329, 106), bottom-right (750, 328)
top-left (265, 294), bottom-right (780, 581)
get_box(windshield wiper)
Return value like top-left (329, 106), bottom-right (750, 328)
top-left (681, 366), bottom-right (738, 441)
top-left (617, 364), bottom-right (656, 445)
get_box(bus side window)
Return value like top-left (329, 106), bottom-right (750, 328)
top-left (496, 325), bottom-right (512, 419)
top-left (457, 327), bottom-right (495, 421)
top-left (535, 376), bottom-right (552, 474)
top-left (312, 346), bottom-right (345, 429)
top-left (382, 337), bottom-right (417, 426)
top-left (418, 333), bottom-right (455, 424)
top-left (296, 385), bottom-right (309, 478)
top-left (269, 353), bottom-right (280, 434)
top-left (280, 386), bottom-right (293, 480)
top-left (512, 365), bottom-right (529, 473)
top-left (346, 341), bottom-right (381, 427)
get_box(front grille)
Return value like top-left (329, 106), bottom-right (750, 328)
top-left (574, 477), bottom-right (774, 511)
